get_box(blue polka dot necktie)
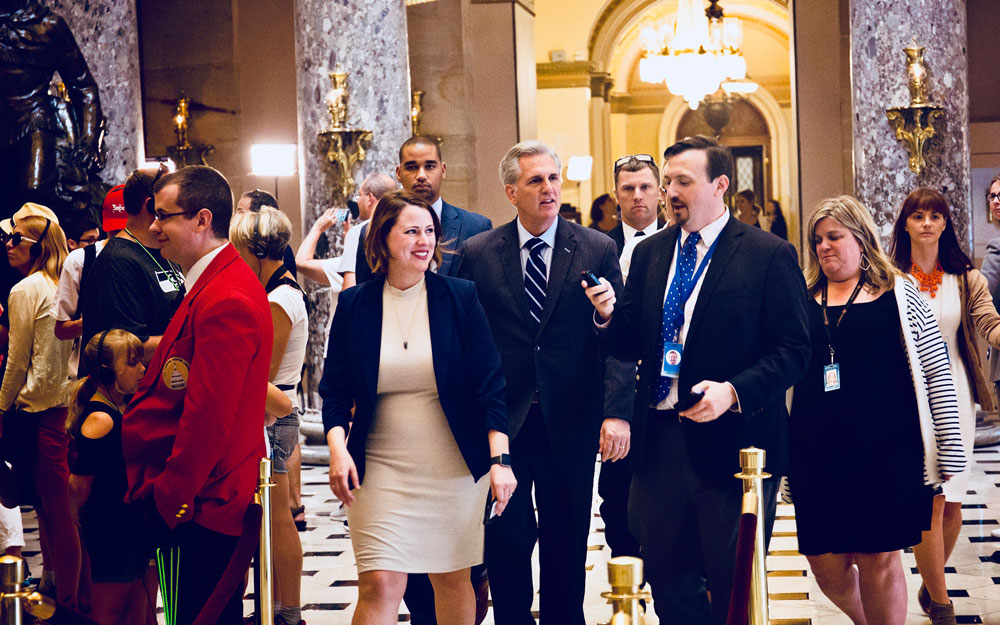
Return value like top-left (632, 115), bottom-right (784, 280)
top-left (654, 231), bottom-right (702, 404)
top-left (524, 237), bottom-right (548, 327)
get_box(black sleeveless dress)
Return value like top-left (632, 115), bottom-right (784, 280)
top-left (789, 291), bottom-right (932, 555)
top-left (72, 399), bottom-right (147, 582)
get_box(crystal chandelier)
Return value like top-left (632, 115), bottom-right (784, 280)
top-left (639, 0), bottom-right (757, 110)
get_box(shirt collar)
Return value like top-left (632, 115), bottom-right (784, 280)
top-left (680, 209), bottom-right (729, 248)
top-left (184, 242), bottom-right (229, 292)
top-left (622, 219), bottom-right (660, 240)
top-left (517, 217), bottom-right (559, 250)
top-left (431, 197), bottom-right (443, 221)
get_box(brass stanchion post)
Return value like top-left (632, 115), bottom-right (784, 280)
top-left (0, 555), bottom-right (23, 625)
top-left (256, 458), bottom-right (276, 625)
top-left (735, 447), bottom-right (770, 625)
top-left (599, 556), bottom-right (651, 625)
top-left (0, 556), bottom-right (53, 624)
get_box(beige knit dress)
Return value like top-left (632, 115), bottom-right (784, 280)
top-left (346, 278), bottom-right (490, 573)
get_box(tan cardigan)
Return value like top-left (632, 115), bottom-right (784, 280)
top-left (0, 272), bottom-right (70, 412)
top-left (956, 269), bottom-right (1000, 412)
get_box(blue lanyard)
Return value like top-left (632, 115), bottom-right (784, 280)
top-left (674, 231), bottom-right (720, 304)
top-left (670, 232), bottom-right (721, 337)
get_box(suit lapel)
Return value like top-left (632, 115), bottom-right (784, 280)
top-left (685, 218), bottom-right (743, 343)
top-left (440, 201), bottom-right (461, 243)
top-left (645, 227), bottom-right (678, 345)
top-left (536, 217), bottom-right (574, 336)
top-left (498, 220), bottom-right (533, 324)
top-left (425, 274), bottom-right (452, 389)
top-left (358, 277), bottom-right (384, 406)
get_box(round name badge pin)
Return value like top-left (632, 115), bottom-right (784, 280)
top-left (161, 357), bottom-right (190, 391)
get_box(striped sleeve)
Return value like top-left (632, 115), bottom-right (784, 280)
top-left (903, 280), bottom-right (966, 477)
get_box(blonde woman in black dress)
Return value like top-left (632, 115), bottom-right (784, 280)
top-left (789, 196), bottom-right (964, 625)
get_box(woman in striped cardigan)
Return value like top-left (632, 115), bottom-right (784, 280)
top-left (890, 188), bottom-right (1000, 625)
top-left (789, 195), bottom-right (964, 625)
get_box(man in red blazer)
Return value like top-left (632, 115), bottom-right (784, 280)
top-left (122, 165), bottom-right (272, 625)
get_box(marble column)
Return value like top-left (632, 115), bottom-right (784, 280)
top-left (850, 0), bottom-right (971, 248)
top-left (43, 0), bottom-right (144, 184)
top-left (293, 0), bottom-right (411, 412)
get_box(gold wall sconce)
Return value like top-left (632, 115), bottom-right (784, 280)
top-left (410, 90), bottom-right (424, 136)
top-left (318, 65), bottom-right (372, 199)
top-left (154, 95), bottom-right (234, 167)
top-left (885, 41), bottom-right (943, 176)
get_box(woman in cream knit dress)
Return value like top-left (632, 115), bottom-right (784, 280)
top-left (321, 192), bottom-right (516, 625)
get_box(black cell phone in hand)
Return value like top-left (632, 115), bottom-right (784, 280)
top-left (676, 390), bottom-right (705, 412)
top-left (581, 270), bottom-right (602, 288)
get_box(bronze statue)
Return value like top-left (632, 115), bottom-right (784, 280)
top-left (0, 0), bottom-right (105, 221)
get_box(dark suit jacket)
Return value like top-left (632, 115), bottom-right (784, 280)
top-left (354, 200), bottom-right (492, 284)
top-left (601, 218), bottom-right (810, 483)
top-left (122, 243), bottom-right (272, 535)
top-left (606, 217), bottom-right (666, 255)
top-left (319, 272), bottom-right (508, 484)
top-left (457, 217), bottom-right (624, 456)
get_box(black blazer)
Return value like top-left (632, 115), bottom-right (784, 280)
top-left (354, 200), bottom-right (493, 284)
top-left (319, 272), bottom-right (508, 484)
top-left (456, 217), bottom-right (623, 456)
top-left (601, 217), bottom-right (811, 483)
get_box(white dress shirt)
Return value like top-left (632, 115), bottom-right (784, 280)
top-left (619, 220), bottom-right (662, 281)
top-left (183, 242), bottom-right (229, 293)
top-left (621, 220), bottom-right (660, 241)
top-left (516, 217), bottom-right (558, 279)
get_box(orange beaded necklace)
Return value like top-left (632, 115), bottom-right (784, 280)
top-left (911, 262), bottom-right (944, 298)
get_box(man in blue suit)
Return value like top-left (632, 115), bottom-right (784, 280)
top-left (353, 136), bottom-right (491, 285)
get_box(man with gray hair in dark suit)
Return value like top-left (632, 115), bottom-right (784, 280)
top-left (456, 140), bottom-right (627, 625)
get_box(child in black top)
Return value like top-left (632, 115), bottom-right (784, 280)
top-left (67, 329), bottom-right (148, 625)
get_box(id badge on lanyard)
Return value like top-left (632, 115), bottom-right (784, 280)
top-left (821, 277), bottom-right (865, 392)
top-left (660, 234), bottom-right (719, 380)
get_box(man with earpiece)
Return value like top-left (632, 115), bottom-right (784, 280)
top-left (78, 165), bottom-right (184, 373)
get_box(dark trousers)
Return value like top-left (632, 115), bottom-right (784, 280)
top-left (402, 564), bottom-right (487, 625)
top-left (161, 522), bottom-right (242, 625)
top-left (628, 412), bottom-right (778, 625)
top-left (597, 455), bottom-right (641, 558)
top-left (485, 406), bottom-right (595, 625)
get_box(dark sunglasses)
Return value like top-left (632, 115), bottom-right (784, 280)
top-left (614, 154), bottom-right (656, 173)
top-left (1, 232), bottom-right (38, 247)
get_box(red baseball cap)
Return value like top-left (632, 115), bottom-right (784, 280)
top-left (102, 184), bottom-right (127, 232)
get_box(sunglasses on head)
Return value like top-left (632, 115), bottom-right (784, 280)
top-left (614, 154), bottom-right (656, 173)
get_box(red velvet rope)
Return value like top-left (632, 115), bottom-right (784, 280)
top-left (725, 511), bottom-right (757, 625)
top-left (191, 503), bottom-right (264, 625)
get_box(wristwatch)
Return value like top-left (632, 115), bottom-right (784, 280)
top-left (490, 453), bottom-right (512, 467)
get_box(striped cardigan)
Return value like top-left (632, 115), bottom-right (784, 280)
top-left (783, 276), bottom-right (966, 503)
top-left (894, 275), bottom-right (966, 484)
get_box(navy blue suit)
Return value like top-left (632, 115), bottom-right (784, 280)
top-left (319, 272), bottom-right (508, 482)
top-left (354, 200), bottom-right (492, 284)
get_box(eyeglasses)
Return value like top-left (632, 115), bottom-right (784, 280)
top-left (1, 232), bottom-right (38, 247)
top-left (153, 210), bottom-right (194, 222)
top-left (614, 154), bottom-right (656, 172)
top-left (989, 193), bottom-right (1000, 202)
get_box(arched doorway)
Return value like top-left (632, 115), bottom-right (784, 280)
top-left (675, 98), bottom-right (771, 213)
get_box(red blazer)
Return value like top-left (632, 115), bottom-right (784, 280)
top-left (122, 243), bottom-right (272, 536)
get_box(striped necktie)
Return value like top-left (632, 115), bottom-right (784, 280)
top-left (524, 237), bottom-right (548, 326)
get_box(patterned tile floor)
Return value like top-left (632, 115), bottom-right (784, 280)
top-left (20, 446), bottom-right (1000, 623)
